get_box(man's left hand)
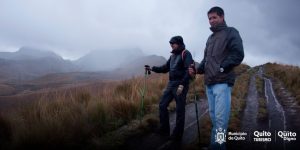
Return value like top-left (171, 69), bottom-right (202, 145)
top-left (176, 85), bottom-right (184, 95)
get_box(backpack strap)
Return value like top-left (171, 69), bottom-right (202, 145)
top-left (181, 49), bottom-right (187, 61)
top-left (181, 50), bottom-right (196, 80)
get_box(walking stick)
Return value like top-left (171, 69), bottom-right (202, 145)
top-left (191, 64), bottom-right (201, 144)
top-left (139, 65), bottom-right (151, 122)
top-left (194, 85), bottom-right (201, 144)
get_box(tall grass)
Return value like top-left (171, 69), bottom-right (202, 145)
top-left (0, 113), bottom-right (12, 149)
top-left (0, 75), bottom-right (168, 149)
top-left (228, 70), bottom-right (251, 131)
top-left (226, 64), bottom-right (251, 131)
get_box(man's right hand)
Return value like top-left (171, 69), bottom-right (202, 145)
top-left (188, 64), bottom-right (196, 77)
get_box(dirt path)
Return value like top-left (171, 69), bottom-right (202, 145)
top-left (264, 77), bottom-right (286, 149)
top-left (239, 67), bottom-right (300, 150)
top-left (241, 74), bottom-right (258, 132)
top-left (238, 68), bottom-right (262, 149)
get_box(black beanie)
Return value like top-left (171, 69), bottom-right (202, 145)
top-left (169, 36), bottom-right (184, 45)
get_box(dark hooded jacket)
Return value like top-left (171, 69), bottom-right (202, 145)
top-left (152, 36), bottom-right (194, 86)
top-left (197, 23), bottom-right (244, 86)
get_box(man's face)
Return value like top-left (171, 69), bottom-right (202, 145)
top-left (170, 43), bottom-right (179, 50)
top-left (208, 12), bottom-right (224, 27)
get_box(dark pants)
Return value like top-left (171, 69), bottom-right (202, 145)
top-left (159, 81), bottom-right (189, 138)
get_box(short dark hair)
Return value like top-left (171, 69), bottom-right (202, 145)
top-left (207, 6), bottom-right (224, 17)
top-left (169, 36), bottom-right (184, 45)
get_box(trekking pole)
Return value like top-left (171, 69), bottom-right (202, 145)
top-left (191, 64), bottom-right (201, 144)
top-left (194, 84), bottom-right (201, 144)
top-left (139, 65), bottom-right (151, 122)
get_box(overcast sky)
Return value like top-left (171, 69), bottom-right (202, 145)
top-left (0, 0), bottom-right (299, 66)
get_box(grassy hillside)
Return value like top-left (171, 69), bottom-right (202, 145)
top-left (0, 64), bottom-right (250, 149)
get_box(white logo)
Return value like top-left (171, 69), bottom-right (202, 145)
top-left (277, 131), bottom-right (296, 141)
top-left (215, 128), bottom-right (226, 144)
top-left (253, 131), bottom-right (272, 142)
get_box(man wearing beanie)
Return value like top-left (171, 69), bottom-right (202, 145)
top-left (189, 7), bottom-right (244, 150)
top-left (145, 36), bottom-right (194, 142)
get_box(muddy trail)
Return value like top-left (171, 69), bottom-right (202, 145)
top-left (239, 67), bottom-right (300, 150)
top-left (125, 99), bottom-right (209, 150)
top-left (241, 73), bottom-right (259, 132)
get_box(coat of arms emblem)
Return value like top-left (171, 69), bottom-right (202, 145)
top-left (215, 128), bottom-right (226, 144)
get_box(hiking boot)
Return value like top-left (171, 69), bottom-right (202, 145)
top-left (168, 134), bottom-right (182, 142)
top-left (154, 127), bottom-right (170, 137)
top-left (201, 147), bottom-right (209, 150)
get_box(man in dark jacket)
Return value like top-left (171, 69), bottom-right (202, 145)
top-left (189, 7), bottom-right (244, 150)
top-left (145, 36), bottom-right (194, 141)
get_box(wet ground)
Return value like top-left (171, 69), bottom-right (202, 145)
top-left (239, 67), bottom-right (300, 150)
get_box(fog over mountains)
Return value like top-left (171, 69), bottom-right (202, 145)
top-left (75, 48), bottom-right (145, 71)
top-left (0, 47), bottom-right (166, 83)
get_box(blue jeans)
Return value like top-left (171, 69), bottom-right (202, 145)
top-left (206, 83), bottom-right (231, 150)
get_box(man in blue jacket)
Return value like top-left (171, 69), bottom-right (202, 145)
top-left (145, 36), bottom-right (194, 141)
top-left (189, 6), bottom-right (244, 150)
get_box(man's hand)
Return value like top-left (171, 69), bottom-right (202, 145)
top-left (188, 64), bottom-right (196, 78)
top-left (144, 65), bottom-right (151, 75)
top-left (145, 65), bottom-right (151, 71)
top-left (176, 85), bottom-right (184, 96)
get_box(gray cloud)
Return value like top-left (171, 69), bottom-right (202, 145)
top-left (220, 0), bottom-right (300, 66)
top-left (0, 0), bottom-right (299, 66)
